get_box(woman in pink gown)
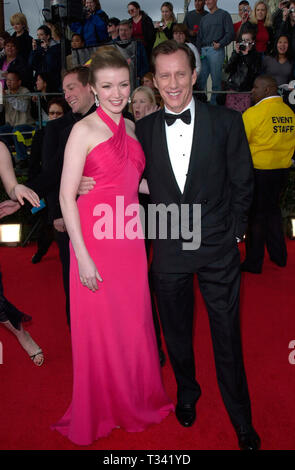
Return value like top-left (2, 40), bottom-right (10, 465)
top-left (51, 47), bottom-right (173, 446)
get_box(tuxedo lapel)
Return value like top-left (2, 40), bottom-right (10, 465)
top-left (182, 99), bottom-right (213, 203)
top-left (152, 109), bottom-right (182, 201)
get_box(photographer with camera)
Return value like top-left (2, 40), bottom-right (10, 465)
top-left (29, 25), bottom-right (61, 91)
top-left (70, 0), bottom-right (108, 47)
top-left (234, 1), bottom-right (252, 40)
top-left (153, 2), bottom-right (176, 48)
top-left (224, 28), bottom-right (262, 112)
top-left (274, 1), bottom-right (295, 55)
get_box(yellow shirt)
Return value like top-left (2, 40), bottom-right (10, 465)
top-left (242, 96), bottom-right (295, 169)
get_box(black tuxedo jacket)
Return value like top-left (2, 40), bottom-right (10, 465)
top-left (135, 98), bottom-right (254, 273)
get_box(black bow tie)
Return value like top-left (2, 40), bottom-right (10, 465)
top-left (164, 109), bottom-right (191, 126)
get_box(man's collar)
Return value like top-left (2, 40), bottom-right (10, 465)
top-left (255, 95), bottom-right (280, 106)
top-left (73, 102), bottom-right (96, 121)
top-left (164, 97), bottom-right (195, 117)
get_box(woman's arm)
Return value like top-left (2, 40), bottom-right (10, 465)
top-left (0, 142), bottom-right (39, 207)
top-left (0, 142), bottom-right (19, 196)
top-left (59, 122), bottom-right (102, 292)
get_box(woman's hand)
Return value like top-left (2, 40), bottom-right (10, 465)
top-left (78, 254), bottom-right (103, 292)
top-left (11, 184), bottom-right (40, 207)
top-left (0, 200), bottom-right (21, 219)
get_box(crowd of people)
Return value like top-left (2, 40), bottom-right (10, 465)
top-left (0, 0), bottom-right (295, 451)
top-left (0, 1), bottom-right (294, 142)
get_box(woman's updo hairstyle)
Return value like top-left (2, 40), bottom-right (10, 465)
top-left (89, 46), bottom-right (130, 87)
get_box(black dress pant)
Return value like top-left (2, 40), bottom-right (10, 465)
top-left (35, 210), bottom-right (54, 257)
top-left (54, 230), bottom-right (70, 327)
top-left (244, 168), bottom-right (289, 272)
top-left (152, 245), bottom-right (252, 429)
top-left (140, 193), bottom-right (163, 352)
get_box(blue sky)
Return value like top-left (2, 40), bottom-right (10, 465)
top-left (4, 0), bottom-right (254, 35)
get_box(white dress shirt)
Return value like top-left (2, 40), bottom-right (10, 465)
top-left (165, 98), bottom-right (195, 193)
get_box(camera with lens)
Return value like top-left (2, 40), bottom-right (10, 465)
top-left (35, 39), bottom-right (42, 47)
top-left (239, 42), bottom-right (247, 51)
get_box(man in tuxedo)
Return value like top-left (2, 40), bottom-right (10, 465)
top-left (31, 66), bottom-right (96, 326)
top-left (135, 40), bottom-right (260, 450)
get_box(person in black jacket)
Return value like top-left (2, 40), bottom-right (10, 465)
top-left (10, 12), bottom-right (32, 63)
top-left (273, 1), bottom-right (295, 55)
top-left (224, 27), bottom-right (262, 112)
top-left (29, 67), bottom-right (95, 326)
top-left (29, 97), bottom-right (69, 265)
top-left (240, 1), bottom-right (274, 54)
top-left (28, 25), bottom-right (61, 92)
top-left (127, 1), bottom-right (155, 58)
top-left (31, 72), bottom-right (58, 125)
top-left (0, 38), bottom-right (27, 89)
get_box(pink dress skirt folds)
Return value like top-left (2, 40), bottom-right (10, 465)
top-left (51, 106), bottom-right (173, 445)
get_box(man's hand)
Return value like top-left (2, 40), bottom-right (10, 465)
top-left (213, 41), bottom-right (221, 50)
top-left (77, 176), bottom-right (96, 195)
top-left (53, 218), bottom-right (67, 232)
top-left (0, 200), bottom-right (21, 219)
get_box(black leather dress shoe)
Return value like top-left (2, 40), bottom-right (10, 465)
top-left (236, 425), bottom-right (261, 450)
top-left (32, 252), bottom-right (43, 264)
top-left (175, 403), bottom-right (196, 427)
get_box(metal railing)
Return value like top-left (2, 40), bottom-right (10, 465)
top-left (0, 92), bottom-right (63, 141)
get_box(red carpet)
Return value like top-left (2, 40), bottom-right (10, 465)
top-left (0, 241), bottom-right (295, 450)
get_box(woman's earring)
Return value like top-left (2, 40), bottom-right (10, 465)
top-left (128, 97), bottom-right (131, 104)
top-left (94, 94), bottom-right (99, 107)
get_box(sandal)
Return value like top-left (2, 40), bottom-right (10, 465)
top-left (30, 349), bottom-right (44, 367)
